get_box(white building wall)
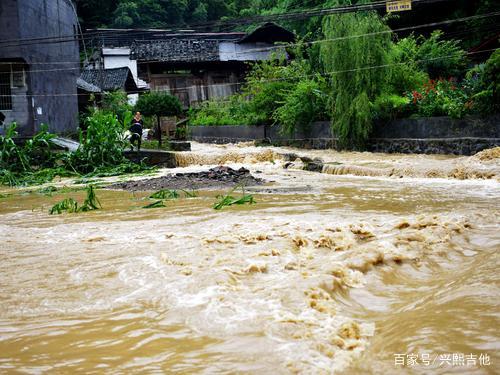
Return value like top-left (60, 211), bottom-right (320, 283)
top-left (103, 48), bottom-right (137, 79)
top-left (102, 47), bottom-right (146, 105)
top-left (219, 42), bottom-right (286, 61)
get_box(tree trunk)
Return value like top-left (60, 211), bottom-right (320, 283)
top-left (156, 116), bottom-right (162, 147)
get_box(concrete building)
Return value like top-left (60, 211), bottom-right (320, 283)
top-left (0, 0), bottom-right (80, 136)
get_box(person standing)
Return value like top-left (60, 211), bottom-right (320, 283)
top-left (129, 112), bottom-right (143, 151)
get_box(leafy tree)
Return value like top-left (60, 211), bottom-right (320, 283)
top-left (416, 30), bottom-right (467, 78)
top-left (389, 36), bottom-right (429, 94)
top-left (135, 92), bottom-right (182, 146)
top-left (112, 0), bottom-right (170, 28)
top-left (320, 5), bottom-right (391, 149)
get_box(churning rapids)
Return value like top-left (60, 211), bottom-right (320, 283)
top-left (1, 143), bottom-right (499, 374)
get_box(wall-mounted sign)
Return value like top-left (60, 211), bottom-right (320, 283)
top-left (386, 0), bottom-right (412, 12)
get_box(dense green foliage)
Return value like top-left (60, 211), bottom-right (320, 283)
top-left (0, 123), bottom-right (75, 186)
top-left (189, 57), bottom-right (329, 135)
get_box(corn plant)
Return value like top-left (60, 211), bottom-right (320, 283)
top-left (149, 189), bottom-right (179, 200)
top-left (49, 198), bottom-right (79, 215)
top-left (48, 185), bottom-right (101, 215)
top-left (213, 186), bottom-right (255, 210)
top-left (142, 200), bottom-right (166, 209)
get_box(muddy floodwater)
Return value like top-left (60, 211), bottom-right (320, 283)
top-left (1, 143), bottom-right (499, 374)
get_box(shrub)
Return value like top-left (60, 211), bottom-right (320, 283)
top-left (0, 123), bottom-right (57, 173)
top-left (273, 78), bottom-right (328, 136)
top-left (468, 50), bottom-right (500, 115)
top-left (416, 31), bottom-right (467, 78)
top-left (372, 94), bottom-right (410, 121)
top-left (407, 78), bottom-right (470, 118)
top-left (389, 36), bottom-right (429, 94)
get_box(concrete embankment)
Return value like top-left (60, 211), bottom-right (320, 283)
top-left (189, 115), bottom-right (500, 155)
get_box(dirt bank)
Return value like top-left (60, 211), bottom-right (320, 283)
top-left (108, 166), bottom-right (264, 191)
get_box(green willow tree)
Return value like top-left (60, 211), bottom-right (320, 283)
top-left (320, 4), bottom-right (391, 149)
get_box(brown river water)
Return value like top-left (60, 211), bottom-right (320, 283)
top-left (1, 143), bottom-right (499, 374)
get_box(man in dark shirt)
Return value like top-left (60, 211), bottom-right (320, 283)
top-left (129, 112), bottom-right (143, 151)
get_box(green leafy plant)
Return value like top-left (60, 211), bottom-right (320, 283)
top-left (213, 186), bottom-right (256, 210)
top-left (468, 50), bottom-right (500, 115)
top-left (181, 189), bottom-right (198, 198)
top-left (273, 78), bottom-right (327, 136)
top-left (49, 198), bottom-right (79, 215)
top-left (415, 30), bottom-right (467, 79)
top-left (48, 185), bottom-right (102, 215)
top-left (101, 90), bottom-right (133, 125)
top-left (372, 94), bottom-right (410, 121)
top-left (70, 109), bottom-right (129, 173)
top-left (142, 200), bottom-right (166, 209)
top-left (79, 185), bottom-right (102, 211)
top-left (408, 78), bottom-right (470, 118)
top-left (149, 189), bottom-right (179, 199)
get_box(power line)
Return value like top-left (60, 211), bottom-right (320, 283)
top-left (2, 47), bottom-right (496, 98)
top-left (1, 12), bottom-right (497, 73)
top-left (0, 0), bottom-right (449, 47)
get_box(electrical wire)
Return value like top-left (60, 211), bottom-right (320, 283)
top-left (2, 47), bottom-right (496, 98)
top-left (0, 0), bottom-right (451, 47)
top-left (0, 12), bottom-right (497, 72)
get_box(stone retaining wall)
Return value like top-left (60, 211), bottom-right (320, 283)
top-left (188, 115), bottom-right (500, 155)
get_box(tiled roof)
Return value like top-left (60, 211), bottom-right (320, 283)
top-left (131, 38), bottom-right (220, 62)
top-left (78, 67), bottom-right (138, 92)
top-left (76, 77), bottom-right (101, 92)
top-left (128, 23), bottom-right (294, 63)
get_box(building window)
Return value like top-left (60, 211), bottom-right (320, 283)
top-left (12, 65), bottom-right (25, 87)
top-left (0, 65), bottom-right (12, 111)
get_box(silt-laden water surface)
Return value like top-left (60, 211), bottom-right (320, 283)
top-left (0, 143), bottom-right (499, 374)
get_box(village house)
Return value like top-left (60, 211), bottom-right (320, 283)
top-left (87, 23), bottom-right (295, 107)
top-left (77, 66), bottom-right (141, 112)
top-left (0, 0), bottom-right (80, 136)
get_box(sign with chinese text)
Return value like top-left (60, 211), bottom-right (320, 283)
top-left (386, 0), bottom-right (412, 12)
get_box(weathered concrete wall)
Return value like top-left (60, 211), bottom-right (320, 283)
top-left (0, 0), bottom-right (79, 136)
top-left (188, 116), bottom-right (500, 155)
top-left (372, 115), bottom-right (500, 139)
top-left (190, 125), bottom-right (266, 143)
top-left (124, 149), bottom-right (177, 168)
top-left (0, 0), bottom-right (21, 58)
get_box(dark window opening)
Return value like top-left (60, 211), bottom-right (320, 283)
top-left (0, 66), bottom-right (12, 111)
